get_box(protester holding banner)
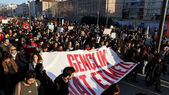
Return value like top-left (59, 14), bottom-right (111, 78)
top-left (35, 64), bottom-right (56, 95)
top-left (54, 67), bottom-right (75, 95)
top-left (28, 53), bottom-right (43, 71)
top-left (66, 41), bottom-right (74, 51)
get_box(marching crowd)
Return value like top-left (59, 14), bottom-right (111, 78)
top-left (0, 18), bottom-right (169, 95)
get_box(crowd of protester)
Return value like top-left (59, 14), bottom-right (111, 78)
top-left (0, 18), bottom-right (169, 95)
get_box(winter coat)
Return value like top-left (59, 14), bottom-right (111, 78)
top-left (152, 61), bottom-right (163, 77)
top-left (54, 74), bottom-right (69, 95)
top-left (2, 59), bottom-right (18, 73)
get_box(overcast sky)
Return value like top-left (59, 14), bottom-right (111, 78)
top-left (0, 0), bottom-right (33, 4)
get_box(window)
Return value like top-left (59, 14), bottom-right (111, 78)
top-left (131, 3), bottom-right (134, 6)
top-left (45, 3), bottom-right (48, 7)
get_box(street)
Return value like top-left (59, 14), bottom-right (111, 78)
top-left (119, 73), bottom-right (169, 95)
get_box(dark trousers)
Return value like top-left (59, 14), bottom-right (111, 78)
top-left (154, 76), bottom-right (161, 90)
top-left (132, 65), bottom-right (140, 81)
top-left (3, 73), bottom-right (22, 95)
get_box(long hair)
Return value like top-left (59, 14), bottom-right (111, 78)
top-left (30, 53), bottom-right (43, 63)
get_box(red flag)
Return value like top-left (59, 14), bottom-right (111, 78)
top-left (22, 22), bottom-right (29, 30)
top-left (15, 20), bottom-right (19, 25)
top-left (67, 22), bottom-right (69, 26)
top-left (166, 16), bottom-right (169, 37)
top-left (0, 16), bottom-right (2, 21)
top-left (0, 32), bottom-right (5, 42)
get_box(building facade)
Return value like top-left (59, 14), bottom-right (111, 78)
top-left (123, 0), bottom-right (145, 19)
top-left (144, 0), bottom-right (169, 21)
top-left (15, 3), bottom-right (29, 17)
top-left (0, 4), bottom-right (17, 17)
top-left (14, 1), bottom-right (36, 17)
top-left (35, 0), bottom-right (123, 19)
top-left (6, 4), bottom-right (18, 16)
top-left (4, 0), bottom-right (123, 19)
top-left (35, 0), bottom-right (59, 18)
top-left (58, 0), bottom-right (123, 18)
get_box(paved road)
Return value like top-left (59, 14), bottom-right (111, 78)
top-left (119, 73), bottom-right (169, 95)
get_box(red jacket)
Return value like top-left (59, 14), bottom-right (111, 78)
top-left (24, 42), bottom-right (37, 54)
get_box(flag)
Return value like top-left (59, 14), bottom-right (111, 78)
top-left (22, 22), bottom-right (29, 30)
top-left (15, 20), bottom-right (19, 25)
top-left (166, 16), bottom-right (169, 37)
top-left (0, 16), bottom-right (2, 21)
top-left (67, 22), bottom-right (69, 26)
top-left (0, 32), bottom-right (5, 41)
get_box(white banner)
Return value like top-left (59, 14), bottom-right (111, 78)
top-left (103, 28), bottom-right (112, 35)
top-left (48, 25), bottom-right (54, 30)
top-left (68, 26), bottom-right (74, 30)
top-left (42, 47), bottom-right (137, 95)
top-left (2, 19), bottom-right (8, 24)
top-left (110, 33), bottom-right (116, 39)
top-left (57, 27), bottom-right (64, 33)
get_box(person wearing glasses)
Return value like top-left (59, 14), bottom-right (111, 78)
top-left (9, 45), bottom-right (27, 71)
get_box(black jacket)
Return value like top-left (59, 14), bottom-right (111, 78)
top-left (54, 74), bottom-right (69, 95)
top-left (125, 48), bottom-right (140, 63)
top-left (152, 61), bottom-right (163, 77)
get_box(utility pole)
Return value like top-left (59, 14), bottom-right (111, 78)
top-left (28, 1), bottom-right (31, 31)
top-left (97, 0), bottom-right (100, 27)
top-left (156, 0), bottom-right (169, 53)
top-left (106, 0), bottom-right (109, 28)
